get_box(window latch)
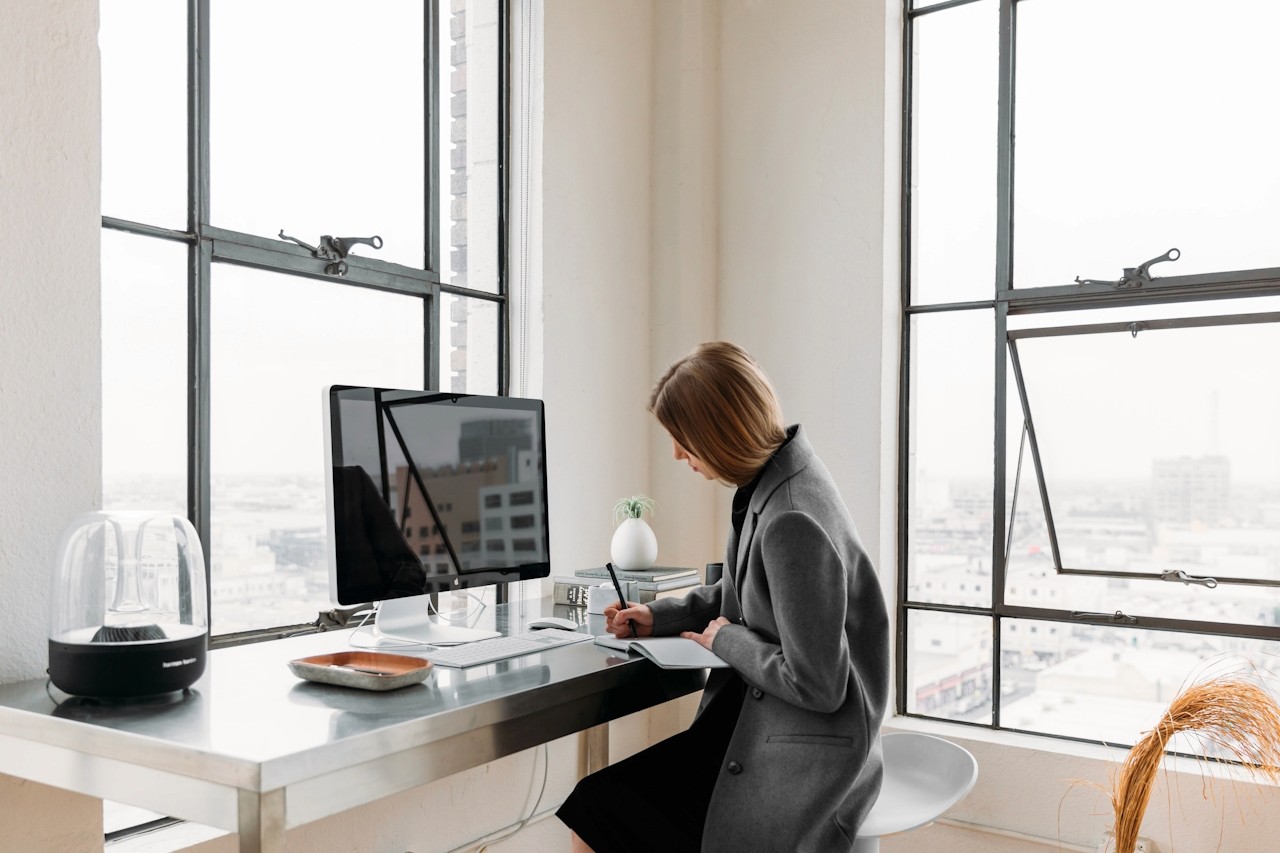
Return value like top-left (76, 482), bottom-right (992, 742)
top-left (1074, 247), bottom-right (1180, 289)
top-left (278, 230), bottom-right (384, 276)
top-left (1160, 568), bottom-right (1218, 589)
top-left (1070, 610), bottom-right (1138, 624)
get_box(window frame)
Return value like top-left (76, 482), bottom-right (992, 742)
top-left (897, 0), bottom-right (1280, 734)
top-left (101, 0), bottom-right (511, 644)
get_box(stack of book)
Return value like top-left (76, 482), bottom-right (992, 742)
top-left (552, 565), bottom-right (701, 607)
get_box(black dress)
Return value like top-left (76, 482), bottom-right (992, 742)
top-left (556, 471), bottom-right (767, 852)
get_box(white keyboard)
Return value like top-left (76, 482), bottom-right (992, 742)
top-left (423, 628), bottom-right (593, 668)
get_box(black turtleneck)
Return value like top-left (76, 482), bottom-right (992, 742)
top-left (730, 427), bottom-right (796, 537)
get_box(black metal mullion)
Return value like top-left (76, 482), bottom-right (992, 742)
top-left (905, 298), bottom-right (996, 314)
top-left (189, 0), bottom-right (212, 585)
top-left (1010, 310), bottom-right (1280, 340)
top-left (497, 0), bottom-right (510, 398)
top-left (895, 0), bottom-right (915, 717)
top-left (1003, 266), bottom-right (1280, 314)
top-left (206, 227), bottom-right (437, 296)
top-left (427, 0), bottom-right (441, 277)
top-left (426, 0), bottom-right (441, 398)
top-left (102, 217), bottom-right (195, 244)
top-left (989, 0), bottom-right (1017, 730)
top-left (909, 0), bottom-right (987, 19)
top-left (905, 599), bottom-right (1280, 645)
top-left (996, 603), bottom-right (1280, 642)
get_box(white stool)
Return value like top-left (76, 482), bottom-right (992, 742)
top-left (852, 732), bottom-right (979, 852)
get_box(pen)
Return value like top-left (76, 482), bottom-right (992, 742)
top-left (605, 562), bottom-right (638, 638)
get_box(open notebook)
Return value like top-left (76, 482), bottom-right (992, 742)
top-left (594, 635), bottom-right (730, 669)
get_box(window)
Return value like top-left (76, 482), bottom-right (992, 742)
top-left (510, 490), bottom-right (534, 506)
top-left (901, 0), bottom-right (1280, 746)
top-left (101, 0), bottom-right (508, 637)
top-left (511, 514), bottom-right (535, 529)
top-left (484, 494), bottom-right (504, 509)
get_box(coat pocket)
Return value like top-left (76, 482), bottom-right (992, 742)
top-left (766, 734), bottom-right (853, 748)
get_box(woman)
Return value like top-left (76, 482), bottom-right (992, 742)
top-left (557, 341), bottom-right (889, 853)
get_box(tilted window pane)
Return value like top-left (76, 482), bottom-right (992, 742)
top-left (1001, 619), bottom-right (1280, 751)
top-left (906, 609), bottom-right (993, 724)
top-left (910, 0), bottom-right (998, 306)
top-left (907, 310), bottom-right (994, 606)
top-left (210, 2), bottom-right (425, 268)
top-left (209, 265), bottom-right (425, 634)
top-left (1007, 313), bottom-right (1280, 620)
top-left (102, 231), bottom-right (188, 516)
top-left (438, 0), bottom-right (501, 292)
top-left (441, 294), bottom-right (499, 394)
top-left (1014, 0), bottom-right (1280, 287)
top-left (100, 0), bottom-right (186, 228)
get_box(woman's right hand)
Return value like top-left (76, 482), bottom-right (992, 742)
top-left (603, 601), bottom-right (654, 637)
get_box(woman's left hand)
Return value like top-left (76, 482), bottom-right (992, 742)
top-left (681, 616), bottom-right (730, 650)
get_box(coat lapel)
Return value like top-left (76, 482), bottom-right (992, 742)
top-left (732, 509), bottom-right (757, 590)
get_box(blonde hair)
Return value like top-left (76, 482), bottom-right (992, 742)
top-left (648, 342), bottom-right (787, 486)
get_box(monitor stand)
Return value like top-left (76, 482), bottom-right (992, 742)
top-left (373, 595), bottom-right (501, 646)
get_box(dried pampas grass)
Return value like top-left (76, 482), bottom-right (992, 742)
top-left (1110, 676), bottom-right (1280, 853)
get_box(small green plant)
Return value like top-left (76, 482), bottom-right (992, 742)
top-left (613, 495), bottom-right (656, 524)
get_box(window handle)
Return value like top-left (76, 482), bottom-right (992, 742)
top-left (1070, 610), bottom-right (1138, 624)
top-left (278, 230), bottom-right (384, 276)
top-left (1074, 247), bottom-right (1180, 289)
top-left (1160, 568), bottom-right (1218, 589)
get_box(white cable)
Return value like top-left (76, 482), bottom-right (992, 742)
top-left (345, 594), bottom-right (490, 651)
top-left (471, 742), bottom-right (550, 853)
top-left (429, 589), bottom-right (488, 623)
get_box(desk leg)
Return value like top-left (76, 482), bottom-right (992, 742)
top-left (237, 788), bottom-right (285, 853)
top-left (579, 723), bottom-right (609, 777)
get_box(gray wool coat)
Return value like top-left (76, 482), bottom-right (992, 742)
top-left (646, 425), bottom-right (889, 852)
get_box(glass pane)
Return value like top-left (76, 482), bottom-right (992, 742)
top-left (1005, 314), bottom-right (1280, 623)
top-left (440, 294), bottom-right (499, 394)
top-left (210, 266), bottom-right (425, 634)
top-left (1001, 619), bottom-right (1280, 750)
top-left (439, 0), bottom-right (501, 292)
top-left (907, 609), bottom-right (993, 724)
top-left (102, 231), bottom-right (187, 516)
top-left (210, 3), bottom-right (425, 268)
top-left (907, 310), bottom-right (994, 606)
top-left (101, 0), bottom-right (187, 227)
top-left (1015, 0), bottom-right (1280, 287)
top-left (910, 0), bottom-right (998, 305)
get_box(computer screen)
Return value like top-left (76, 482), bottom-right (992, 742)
top-left (323, 386), bottom-right (550, 642)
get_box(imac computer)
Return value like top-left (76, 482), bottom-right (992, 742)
top-left (323, 385), bottom-right (551, 645)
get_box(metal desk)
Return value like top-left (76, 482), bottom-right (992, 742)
top-left (0, 601), bottom-right (706, 852)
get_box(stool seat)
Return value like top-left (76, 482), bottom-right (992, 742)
top-left (852, 732), bottom-right (978, 851)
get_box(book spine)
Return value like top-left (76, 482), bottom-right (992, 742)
top-left (554, 578), bottom-right (637, 606)
top-left (552, 579), bottom-right (592, 607)
top-left (574, 566), bottom-right (698, 582)
top-left (637, 583), bottom-right (698, 604)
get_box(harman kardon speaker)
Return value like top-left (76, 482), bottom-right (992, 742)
top-left (48, 511), bottom-right (208, 697)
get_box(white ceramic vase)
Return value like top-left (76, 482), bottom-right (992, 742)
top-left (610, 517), bottom-right (658, 570)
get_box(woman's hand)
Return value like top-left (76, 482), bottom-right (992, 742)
top-left (604, 601), bottom-right (654, 637)
top-left (681, 617), bottom-right (730, 650)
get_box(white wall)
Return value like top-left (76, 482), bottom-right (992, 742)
top-left (0, 0), bottom-right (102, 686)
top-left (0, 0), bottom-right (104, 841)
top-left (716, 0), bottom-right (896, 566)
top-left (540, 0), bottom-right (656, 579)
top-left (647, 0), bottom-right (722, 572)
